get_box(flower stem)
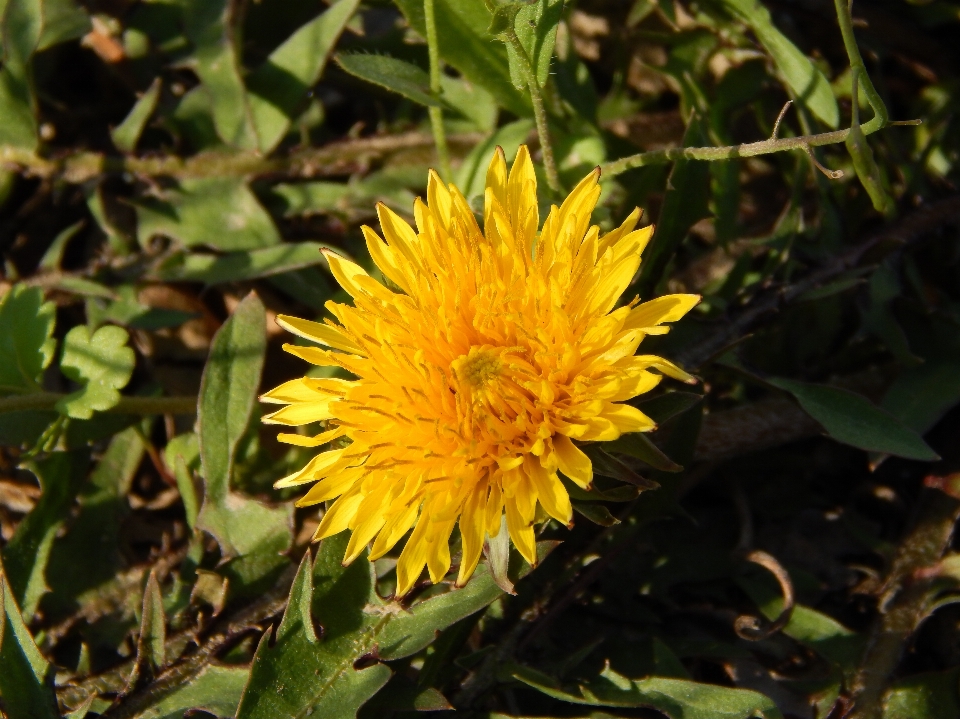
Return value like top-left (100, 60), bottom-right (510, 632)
top-left (0, 392), bottom-right (197, 415)
top-left (834, 0), bottom-right (887, 128)
top-left (600, 119), bottom-right (918, 178)
top-left (424, 0), bottom-right (452, 180)
top-left (500, 28), bottom-right (562, 195)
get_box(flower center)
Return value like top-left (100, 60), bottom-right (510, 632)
top-left (455, 347), bottom-right (502, 390)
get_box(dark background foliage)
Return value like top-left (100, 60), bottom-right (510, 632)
top-left (1, 0), bottom-right (959, 717)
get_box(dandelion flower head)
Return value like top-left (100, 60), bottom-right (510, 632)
top-left (262, 146), bottom-right (699, 596)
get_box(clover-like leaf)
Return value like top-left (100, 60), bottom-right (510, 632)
top-left (56, 325), bottom-right (135, 420)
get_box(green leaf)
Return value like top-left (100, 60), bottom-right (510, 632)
top-left (863, 262), bottom-right (921, 366)
top-left (0, 284), bottom-right (56, 393)
top-left (506, 0), bottom-right (564, 89)
top-left (2, 450), bottom-right (89, 619)
top-left (512, 663), bottom-right (783, 718)
top-left (768, 378), bottom-right (939, 461)
top-left (153, 242), bottom-right (332, 284)
top-left (573, 501), bottom-right (620, 526)
top-left (36, 0), bottom-right (89, 50)
top-left (197, 293), bottom-right (291, 558)
top-left (337, 54), bottom-right (443, 108)
top-left (111, 77), bottom-right (162, 154)
top-left (582, 446), bottom-right (660, 490)
top-left (130, 571), bottom-right (167, 687)
top-left (0, 0), bottom-right (42, 149)
top-left (362, 676), bottom-right (453, 713)
top-left (638, 116), bottom-right (711, 297)
top-left (181, 0), bottom-right (259, 149)
top-left (636, 392), bottom-right (704, 425)
top-left (135, 178), bottom-right (281, 251)
top-left (845, 69), bottom-right (894, 215)
top-left (393, 0), bottom-right (529, 117)
top-left (605, 432), bottom-right (682, 472)
top-left (0, 566), bottom-right (58, 719)
top-left (454, 119), bottom-right (535, 201)
top-left (238, 532), bottom-right (507, 718)
top-left (246, 0), bottom-right (360, 152)
top-left (884, 668), bottom-right (960, 719)
top-left (440, 74), bottom-right (498, 131)
top-left (716, 0), bottom-right (838, 128)
top-left (55, 325), bottom-right (135, 420)
top-left (165, 433), bottom-right (201, 529)
top-left (38, 219), bottom-right (85, 271)
top-left (87, 286), bottom-right (196, 332)
top-left (44, 426), bottom-right (145, 616)
top-left (882, 358), bottom-right (960, 436)
top-left (135, 664), bottom-right (250, 719)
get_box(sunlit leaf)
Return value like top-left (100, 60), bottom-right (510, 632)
top-left (55, 325), bottom-right (135, 420)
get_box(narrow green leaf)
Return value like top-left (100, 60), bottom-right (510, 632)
top-left (337, 54), bottom-right (444, 108)
top-left (845, 68), bottom-right (894, 215)
top-left (393, 0), bottom-right (529, 117)
top-left (769, 378), bottom-right (939, 461)
top-left (582, 446), bottom-right (660, 490)
top-left (247, 0), bottom-right (360, 152)
top-left (153, 242), bottom-right (332, 284)
top-left (717, 0), bottom-right (838, 128)
top-left (605, 432), bottom-right (682, 472)
top-left (512, 663), bottom-right (783, 719)
top-left (165, 433), bottom-right (201, 530)
top-left (197, 292), bottom-right (291, 558)
top-left (862, 263), bottom-right (921, 366)
top-left (135, 571), bottom-right (167, 677)
top-left (38, 219), bottom-right (85, 271)
top-left (0, 567), bottom-right (58, 719)
top-left (111, 77), bottom-right (162, 154)
top-left (181, 0), bottom-right (259, 149)
top-left (573, 501), bottom-right (620, 526)
top-left (363, 676), bottom-right (453, 713)
top-left (135, 178), bottom-right (281, 251)
top-left (55, 325), bottom-right (135, 420)
top-left (2, 450), bottom-right (89, 618)
top-left (0, 284), bottom-right (56, 393)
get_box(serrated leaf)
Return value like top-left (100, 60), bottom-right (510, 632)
top-left (55, 324), bottom-right (135, 420)
top-left (153, 242), bottom-right (333, 284)
top-left (238, 532), bottom-right (508, 718)
top-left (393, 0), bottom-right (529, 117)
top-left (197, 293), bottom-right (291, 559)
top-left (0, 566), bottom-right (59, 719)
top-left (337, 54), bottom-right (444, 108)
top-left (0, 284), bottom-right (56, 393)
top-left (769, 378), bottom-right (939, 461)
top-left (135, 178), bottom-right (281, 251)
top-left (1, 450), bottom-right (89, 619)
top-left (246, 0), bottom-right (360, 152)
top-left (512, 663), bottom-right (783, 718)
top-left (111, 77), bottom-right (162, 153)
top-left (717, 0), bottom-right (838, 128)
top-left (506, 0), bottom-right (563, 89)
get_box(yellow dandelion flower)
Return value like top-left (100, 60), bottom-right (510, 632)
top-left (262, 146), bottom-right (700, 597)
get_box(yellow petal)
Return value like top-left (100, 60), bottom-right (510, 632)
top-left (604, 403), bottom-right (656, 433)
top-left (426, 521), bottom-right (454, 584)
top-left (276, 315), bottom-right (363, 354)
top-left (553, 435), bottom-right (593, 489)
top-left (632, 355), bottom-right (697, 383)
top-left (396, 518), bottom-right (430, 596)
top-left (322, 249), bottom-right (395, 303)
top-left (456, 484), bottom-right (486, 587)
top-left (524, 455), bottom-right (572, 525)
top-left (277, 425), bottom-right (346, 447)
top-left (314, 490), bottom-right (363, 540)
top-left (275, 448), bottom-right (349, 489)
top-left (262, 399), bottom-right (337, 426)
top-left (260, 377), bottom-right (324, 404)
top-left (597, 206), bottom-right (641, 256)
top-left (622, 294), bottom-right (700, 332)
top-left (295, 465), bottom-right (364, 506)
top-left (505, 495), bottom-right (537, 567)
